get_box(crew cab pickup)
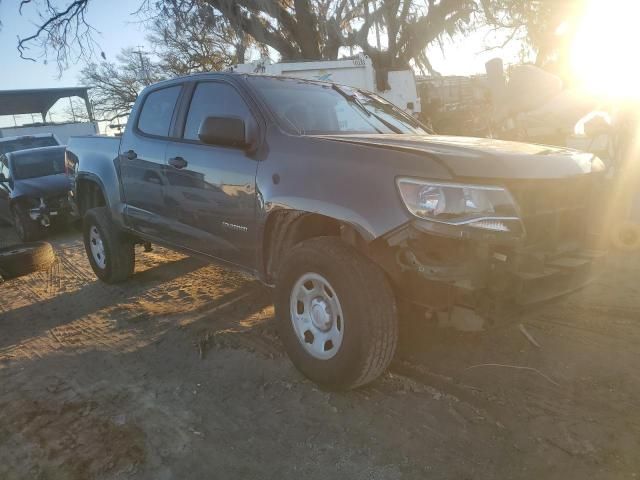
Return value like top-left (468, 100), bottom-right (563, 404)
top-left (68, 73), bottom-right (606, 390)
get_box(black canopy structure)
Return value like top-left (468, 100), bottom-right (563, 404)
top-left (0, 87), bottom-right (94, 122)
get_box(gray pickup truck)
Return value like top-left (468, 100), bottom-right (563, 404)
top-left (67, 73), bottom-right (606, 390)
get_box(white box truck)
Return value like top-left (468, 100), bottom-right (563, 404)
top-left (231, 54), bottom-right (421, 115)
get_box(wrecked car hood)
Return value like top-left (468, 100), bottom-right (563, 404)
top-left (12, 174), bottom-right (72, 199)
top-left (316, 134), bottom-right (605, 179)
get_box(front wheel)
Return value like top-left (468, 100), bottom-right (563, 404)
top-left (275, 237), bottom-right (398, 390)
top-left (83, 207), bottom-right (135, 283)
top-left (12, 204), bottom-right (42, 242)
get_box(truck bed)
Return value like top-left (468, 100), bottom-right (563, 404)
top-left (67, 135), bottom-right (121, 165)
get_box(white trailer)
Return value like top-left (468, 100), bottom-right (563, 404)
top-left (231, 54), bottom-right (421, 115)
top-left (0, 87), bottom-right (99, 144)
top-left (0, 122), bottom-right (98, 144)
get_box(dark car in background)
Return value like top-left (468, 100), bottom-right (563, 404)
top-left (0, 145), bottom-right (77, 242)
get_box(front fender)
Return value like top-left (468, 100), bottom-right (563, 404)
top-left (255, 131), bottom-right (447, 245)
top-left (69, 136), bottom-right (125, 226)
top-left (263, 196), bottom-right (379, 242)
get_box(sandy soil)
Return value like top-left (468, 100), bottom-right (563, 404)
top-left (1, 223), bottom-right (639, 479)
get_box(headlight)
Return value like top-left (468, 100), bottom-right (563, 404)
top-left (396, 178), bottom-right (521, 233)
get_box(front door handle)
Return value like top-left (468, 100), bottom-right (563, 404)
top-left (125, 149), bottom-right (137, 160)
top-left (168, 156), bottom-right (188, 169)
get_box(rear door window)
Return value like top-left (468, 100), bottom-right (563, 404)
top-left (137, 86), bottom-right (182, 137)
top-left (183, 82), bottom-right (252, 142)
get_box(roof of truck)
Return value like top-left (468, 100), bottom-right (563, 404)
top-left (139, 71), bottom-right (356, 93)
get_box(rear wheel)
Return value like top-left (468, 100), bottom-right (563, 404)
top-left (83, 207), bottom-right (135, 283)
top-left (275, 237), bottom-right (398, 390)
top-left (12, 204), bottom-right (42, 242)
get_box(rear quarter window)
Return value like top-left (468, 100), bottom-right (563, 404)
top-left (137, 85), bottom-right (182, 137)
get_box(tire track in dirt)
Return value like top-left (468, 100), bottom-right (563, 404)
top-left (0, 375), bottom-right (149, 479)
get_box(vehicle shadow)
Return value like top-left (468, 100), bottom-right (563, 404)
top-left (0, 282), bottom-right (281, 480)
top-left (0, 255), bottom-right (207, 350)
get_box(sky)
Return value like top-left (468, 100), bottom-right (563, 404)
top-left (426, 29), bottom-right (521, 77)
top-left (0, 0), bottom-right (149, 90)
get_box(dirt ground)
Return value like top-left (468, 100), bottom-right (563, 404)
top-left (1, 224), bottom-right (639, 480)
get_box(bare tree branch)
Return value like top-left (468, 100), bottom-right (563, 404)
top-left (80, 48), bottom-right (164, 122)
top-left (17, 0), bottom-right (98, 73)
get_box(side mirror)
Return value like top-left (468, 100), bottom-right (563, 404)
top-left (198, 116), bottom-right (250, 149)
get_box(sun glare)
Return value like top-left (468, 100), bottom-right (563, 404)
top-left (570, 0), bottom-right (640, 99)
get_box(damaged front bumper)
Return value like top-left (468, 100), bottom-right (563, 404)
top-left (372, 219), bottom-right (607, 330)
top-left (28, 192), bottom-right (79, 227)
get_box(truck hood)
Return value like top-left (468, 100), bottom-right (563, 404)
top-left (316, 134), bottom-right (605, 179)
top-left (12, 174), bottom-right (72, 199)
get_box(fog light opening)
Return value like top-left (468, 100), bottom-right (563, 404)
top-left (468, 219), bottom-right (511, 232)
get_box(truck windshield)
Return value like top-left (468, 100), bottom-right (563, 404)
top-left (0, 136), bottom-right (58, 155)
top-left (12, 150), bottom-right (65, 180)
top-left (247, 76), bottom-right (427, 135)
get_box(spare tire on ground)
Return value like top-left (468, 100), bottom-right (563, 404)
top-left (0, 242), bottom-right (56, 280)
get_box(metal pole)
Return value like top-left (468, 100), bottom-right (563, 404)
top-left (69, 97), bottom-right (76, 122)
top-left (134, 47), bottom-right (152, 85)
top-left (83, 94), bottom-right (95, 122)
top-left (374, 7), bottom-right (381, 50)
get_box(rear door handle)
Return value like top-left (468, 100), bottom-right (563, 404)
top-left (168, 156), bottom-right (188, 169)
top-left (125, 149), bottom-right (137, 160)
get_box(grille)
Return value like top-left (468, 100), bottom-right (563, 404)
top-left (507, 176), bottom-right (599, 250)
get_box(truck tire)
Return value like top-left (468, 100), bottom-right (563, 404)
top-left (275, 237), bottom-right (398, 390)
top-left (83, 207), bottom-right (135, 284)
top-left (12, 204), bottom-right (42, 242)
top-left (0, 242), bottom-right (55, 280)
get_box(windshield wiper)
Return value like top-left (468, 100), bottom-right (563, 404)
top-left (332, 84), bottom-right (405, 134)
top-left (365, 108), bottom-right (404, 134)
top-left (331, 84), bottom-right (371, 117)
top-left (331, 84), bottom-right (387, 133)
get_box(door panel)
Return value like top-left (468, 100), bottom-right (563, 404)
top-left (119, 138), bottom-right (169, 236)
top-left (163, 142), bottom-right (257, 267)
top-left (119, 85), bottom-right (181, 236)
top-left (162, 81), bottom-right (258, 268)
